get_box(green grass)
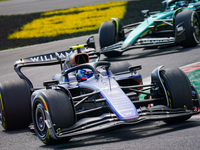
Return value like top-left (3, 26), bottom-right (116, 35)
top-left (187, 69), bottom-right (200, 94)
top-left (0, 0), bottom-right (163, 50)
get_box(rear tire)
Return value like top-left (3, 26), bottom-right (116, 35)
top-left (110, 61), bottom-right (131, 74)
top-left (32, 89), bottom-right (76, 145)
top-left (175, 9), bottom-right (200, 47)
top-left (160, 68), bottom-right (193, 124)
top-left (99, 20), bottom-right (123, 57)
top-left (0, 79), bottom-right (31, 130)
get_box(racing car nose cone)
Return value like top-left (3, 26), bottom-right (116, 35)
top-left (101, 85), bottom-right (139, 120)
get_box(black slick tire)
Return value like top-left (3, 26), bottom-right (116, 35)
top-left (32, 89), bottom-right (76, 145)
top-left (0, 79), bottom-right (31, 130)
top-left (160, 68), bottom-right (193, 124)
top-left (110, 61), bottom-right (131, 74)
top-left (99, 20), bottom-right (122, 57)
top-left (175, 9), bottom-right (200, 47)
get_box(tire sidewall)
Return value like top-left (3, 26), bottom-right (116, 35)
top-left (191, 11), bottom-right (200, 44)
top-left (175, 9), bottom-right (200, 47)
top-left (32, 89), bottom-right (76, 145)
top-left (32, 95), bottom-right (52, 144)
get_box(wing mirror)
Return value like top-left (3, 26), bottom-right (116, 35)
top-left (141, 9), bottom-right (150, 19)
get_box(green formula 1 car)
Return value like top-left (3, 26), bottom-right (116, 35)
top-left (99, 0), bottom-right (200, 57)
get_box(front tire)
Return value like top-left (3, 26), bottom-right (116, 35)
top-left (175, 9), bottom-right (200, 47)
top-left (160, 68), bottom-right (193, 124)
top-left (99, 20), bottom-right (123, 57)
top-left (0, 79), bottom-right (31, 130)
top-left (32, 89), bottom-right (76, 145)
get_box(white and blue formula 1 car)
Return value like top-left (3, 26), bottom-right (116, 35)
top-left (99, 0), bottom-right (200, 57)
top-left (0, 36), bottom-right (199, 145)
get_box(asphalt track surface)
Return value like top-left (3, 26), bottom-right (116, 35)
top-left (1, 0), bottom-right (200, 149)
top-left (0, 34), bottom-right (200, 150)
top-left (0, 0), bottom-right (126, 15)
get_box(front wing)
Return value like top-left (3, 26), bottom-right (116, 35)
top-left (44, 105), bottom-right (199, 139)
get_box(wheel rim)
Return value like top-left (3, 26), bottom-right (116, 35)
top-left (193, 16), bottom-right (200, 42)
top-left (35, 103), bottom-right (46, 137)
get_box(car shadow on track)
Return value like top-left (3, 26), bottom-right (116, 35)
top-left (1, 127), bottom-right (30, 135)
top-left (101, 45), bottom-right (196, 62)
top-left (40, 118), bottom-right (200, 149)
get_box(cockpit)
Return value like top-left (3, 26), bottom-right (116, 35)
top-left (162, 0), bottom-right (194, 10)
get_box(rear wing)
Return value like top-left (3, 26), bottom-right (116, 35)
top-left (15, 49), bottom-right (74, 67)
top-left (14, 36), bottom-right (99, 88)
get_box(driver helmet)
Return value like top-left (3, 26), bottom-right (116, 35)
top-left (76, 69), bottom-right (93, 82)
top-left (175, 1), bottom-right (188, 8)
